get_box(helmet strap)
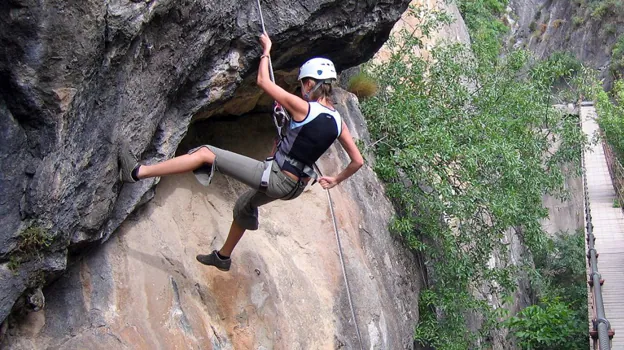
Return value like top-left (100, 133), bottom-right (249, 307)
top-left (304, 79), bottom-right (329, 101)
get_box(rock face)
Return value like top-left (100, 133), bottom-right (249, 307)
top-left (374, 0), bottom-right (471, 62)
top-left (509, 0), bottom-right (622, 86)
top-left (0, 0), bottom-right (411, 326)
top-left (2, 89), bottom-right (422, 349)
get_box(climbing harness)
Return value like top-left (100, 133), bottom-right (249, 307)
top-left (273, 103), bottom-right (290, 139)
top-left (283, 154), bottom-right (318, 182)
top-left (255, 1), bottom-right (364, 349)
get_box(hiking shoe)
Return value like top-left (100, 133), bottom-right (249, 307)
top-left (196, 250), bottom-right (231, 271)
top-left (118, 141), bottom-right (139, 183)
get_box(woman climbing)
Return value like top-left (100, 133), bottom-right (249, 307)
top-left (118, 33), bottom-right (364, 271)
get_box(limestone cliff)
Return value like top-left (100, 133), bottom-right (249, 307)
top-left (509, 0), bottom-right (623, 87)
top-left (0, 0), bottom-right (414, 339)
top-left (2, 88), bottom-right (422, 349)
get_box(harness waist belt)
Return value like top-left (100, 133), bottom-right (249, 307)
top-left (284, 155), bottom-right (318, 182)
top-left (261, 154), bottom-right (318, 190)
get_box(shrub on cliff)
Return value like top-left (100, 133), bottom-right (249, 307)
top-left (347, 72), bottom-right (378, 99)
top-left (505, 297), bottom-right (586, 350)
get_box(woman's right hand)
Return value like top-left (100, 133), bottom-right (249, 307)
top-left (319, 176), bottom-right (339, 190)
top-left (260, 32), bottom-right (272, 55)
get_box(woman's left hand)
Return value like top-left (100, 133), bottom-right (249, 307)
top-left (318, 176), bottom-right (338, 190)
top-left (260, 32), bottom-right (272, 55)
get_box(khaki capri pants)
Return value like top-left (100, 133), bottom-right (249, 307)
top-left (188, 145), bottom-right (306, 230)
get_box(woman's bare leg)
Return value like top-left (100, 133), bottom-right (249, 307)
top-left (218, 221), bottom-right (246, 257)
top-left (137, 147), bottom-right (215, 179)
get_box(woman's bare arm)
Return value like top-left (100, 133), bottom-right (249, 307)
top-left (318, 122), bottom-right (364, 189)
top-left (257, 33), bottom-right (309, 122)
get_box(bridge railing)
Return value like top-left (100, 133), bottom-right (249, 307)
top-left (581, 102), bottom-right (614, 349)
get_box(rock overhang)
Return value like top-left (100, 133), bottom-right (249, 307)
top-left (0, 0), bottom-right (412, 326)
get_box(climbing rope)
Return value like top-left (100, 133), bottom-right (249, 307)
top-left (255, 1), bottom-right (364, 348)
top-left (320, 167), bottom-right (365, 350)
top-left (256, 0), bottom-right (275, 83)
top-left (256, 0), bottom-right (289, 139)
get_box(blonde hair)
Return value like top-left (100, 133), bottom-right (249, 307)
top-left (303, 78), bottom-right (333, 102)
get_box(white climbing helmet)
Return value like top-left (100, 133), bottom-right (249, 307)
top-left (297, 57), bottom-right (337, 81)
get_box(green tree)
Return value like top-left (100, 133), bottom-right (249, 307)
top-left (505, 298), bottom-right (587, 349)
top-left (360, 4), bottom-right (589, 348)
top-left (532, 231), bottom-right (587, 308)
top-left (459, 0), bottom-right (510, 61)
top-left (524, 231), bottom-right (589, 350)
top-left (611, 35), bottom-right (624, 78)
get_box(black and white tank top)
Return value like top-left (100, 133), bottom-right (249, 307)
top-left (275, 102), bottom-right (343, 177)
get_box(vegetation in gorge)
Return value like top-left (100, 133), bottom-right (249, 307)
top-left (574, 0), bottom-right (624, 20)
top-left (506, 230), bottom-right (588, 349)
top-left (597, 79), bottom-right (624, 162)
top-left (359, 3), bottom-right (592, 348)
top-left (458, 0), bottom-right (509, 61)
top-left (611, 35), bottom-right (624, 78)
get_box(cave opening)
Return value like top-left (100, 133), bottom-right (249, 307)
top-left (177, 69), bottom-right (302, 163)
top-left (177, 110), bottom-right (278, 163)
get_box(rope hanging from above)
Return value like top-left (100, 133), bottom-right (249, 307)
top-left (254, 1), bottom-right (364, 349)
